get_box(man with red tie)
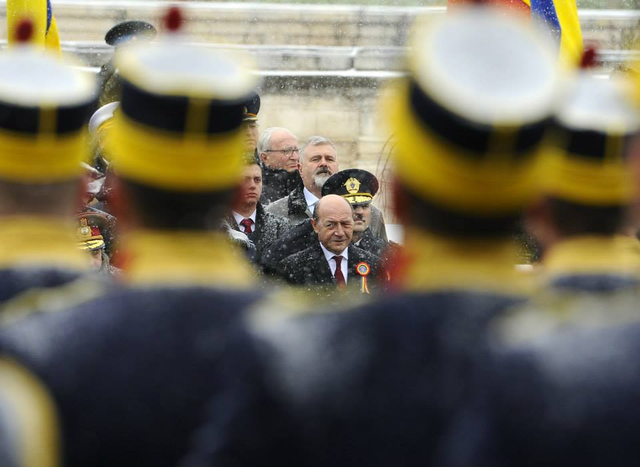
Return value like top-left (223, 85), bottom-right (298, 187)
top-left (229, 156), bottom-right (292, 262)
top-left (275, 194), bottom-right (380, 294)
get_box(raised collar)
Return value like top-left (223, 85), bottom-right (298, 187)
top-left (399, 229), bottom-right (531, 295)
top-left (543, 235), bottom-right (640, 279)
top-left (123, 229), bottom-right (256, 288)
top-left (0, 216), bottom-right (90, 272)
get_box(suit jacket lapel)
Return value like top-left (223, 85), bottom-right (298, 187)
top-left (310, 242), bottom-right (335, 285)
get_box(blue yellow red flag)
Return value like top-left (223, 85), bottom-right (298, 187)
top-left (6, 0), bottom-right (61, 53)
top-left (447, 0), bottom-right (583, 66)
top-left (522, 0), bottom-right (583, 66)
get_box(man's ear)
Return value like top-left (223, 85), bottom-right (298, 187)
top-left (311, 218), bottom-right (320, 234)
top-left (259, 152), bottom-right (269, 165)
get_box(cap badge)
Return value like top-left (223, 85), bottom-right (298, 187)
top-left (345, 177), bottom-right (361, 195)
top-left (79, 218), bottom-right (91, 238)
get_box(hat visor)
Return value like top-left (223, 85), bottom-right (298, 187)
top-left (77, 239), bottom-right (105, 251)
top-left (344, 194), bottom-right (373, 204)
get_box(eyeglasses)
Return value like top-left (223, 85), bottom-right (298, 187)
top-left (265, 148), bottom-right (300, 157)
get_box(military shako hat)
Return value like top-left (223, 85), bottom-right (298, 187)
top-left (0, 44), bottom-right (97, 182)
top-left (108, 18), bottom-right (260, 192)
top-left (386, 6), bottom-right (563, 215)
top-left (322, 169), bottom-right (379, 205)
top-left (543, 73), bottom-right (640, 206)
top-left (242, 92), bottom-right (261, 122)
top-left (105, 21), bottom-right (156, 47)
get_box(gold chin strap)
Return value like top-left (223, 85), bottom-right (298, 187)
top-left (544, 235), bottom-right (640, 279)
top-left (0, 358), bottom-right (60, 467)
top-left (123, 230), bottom-right (256, 288)
top-left (0, 216), bottom-right (91, 271)
top-left (400, 228), bottom-right (534, 296)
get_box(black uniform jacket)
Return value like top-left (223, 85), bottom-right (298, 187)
top-left (0, 231), bottom-right (264, 467)
top-left (442, 236), bottom-right (640, 467)
top-left (182, 234), bottom-right (531, 467)
top-left (228, 202), bottom-right (292, 262)
top-left (275, 241), bottom-right (380, 293)
top-left (260, 164), bottom-right (303, 206)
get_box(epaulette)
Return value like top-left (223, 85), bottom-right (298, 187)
top-left (0, 276), bottom-right (110, 327)
top-left (494, 286), bottom-right (640, 347)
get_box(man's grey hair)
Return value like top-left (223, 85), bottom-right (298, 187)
top-left (257, 127), bottom-right (294, 155)
top-left (300, 136), bottom-right (336, 163)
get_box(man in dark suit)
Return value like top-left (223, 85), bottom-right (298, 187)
top-left (276, 194), bottom-right (379, 293)
top-left (229, 156), bottom-right (291, 262)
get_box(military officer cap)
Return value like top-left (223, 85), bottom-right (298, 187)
top-left (88, 101), bottom-right (119, 137)
top-left (543, 71), bottom-right (640, 206)
top-left (385, 6), bottom-right (564, 216)
top-left (105, 21), bottom-right (156, 47)
top-left (321, 169), bottom-right (379, 205)
top-left (75, 212), bottom-right (110, 251)
top-left (242, 92), bottom-right (260, 122)
top-left (0, 34), bottom-right (96, 183)
top-left (107, 17), bottom-right (259, 192)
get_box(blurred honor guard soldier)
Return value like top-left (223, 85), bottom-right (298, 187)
top-left (275, 194), bottom-right (381, 293)
top-left (267, 135), bottom-right (389, 238)
top-left (322, 168), bottom-right (389, 257)
top-left (228, 155), bottom-right (291, 262)
top-left (258, 127), bottom-right (304, 204)
top-left (97, 20), bottom-right (156, 107)
top-left (182, 6), bottom-right (563, 467)
top-left (444, 65), bottom-right (640, 467)
top-left (0, 358), bottom-right (60, 467)
top-left (0, 26), bottom-right (97, 307)
top-left (0, 10), bottom-right (263, 467)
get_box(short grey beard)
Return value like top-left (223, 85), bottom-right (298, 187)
top-left (314, 173), bottom-right (332, 189)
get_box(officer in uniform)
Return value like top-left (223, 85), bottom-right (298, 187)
top-left (181, 6), bottom-right (564, 466)
top-left (322, 168), bottom-right (389, 257)
top-left (242, 91), bottom-right (261, 156)
top-left (441, 68), bottom-right (640, 467)
top-left (74, 212), bottom-right (118, 276)
top-left (0, 25), bottom-right (263, 467)
top-left (0, 36), bottom-right (97, 308)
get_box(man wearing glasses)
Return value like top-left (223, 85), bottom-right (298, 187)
top-left (257, 127), bottom-right (303, 205)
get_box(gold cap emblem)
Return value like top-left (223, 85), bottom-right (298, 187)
top-left (344, 177), bottom-right (361, 195)
top-left (79, 218), bottom-right (91, 238)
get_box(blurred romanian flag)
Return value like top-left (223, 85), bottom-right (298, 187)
top-left (448, 0), bottom-right (583, 66)
top-left (7, 0), bottom-right (61, 52)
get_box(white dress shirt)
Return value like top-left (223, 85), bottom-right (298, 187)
top-left (303, 188), bottom-right (320, 215)
top-left (232, 210), bottom-right (257, 234)
top-left (319, 242), bottom-right (349, 283)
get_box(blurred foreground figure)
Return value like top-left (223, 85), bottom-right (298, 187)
top-left (0, 358), bottom-right (60, 467)
top-left (0, 24), bottom-right (262, 467)
top-left (0, 41), bottom-right (96, 310)
top-left (182, 7), bottom-right (562, 467)
top-left (443, 70), bottom-right (640, 467)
